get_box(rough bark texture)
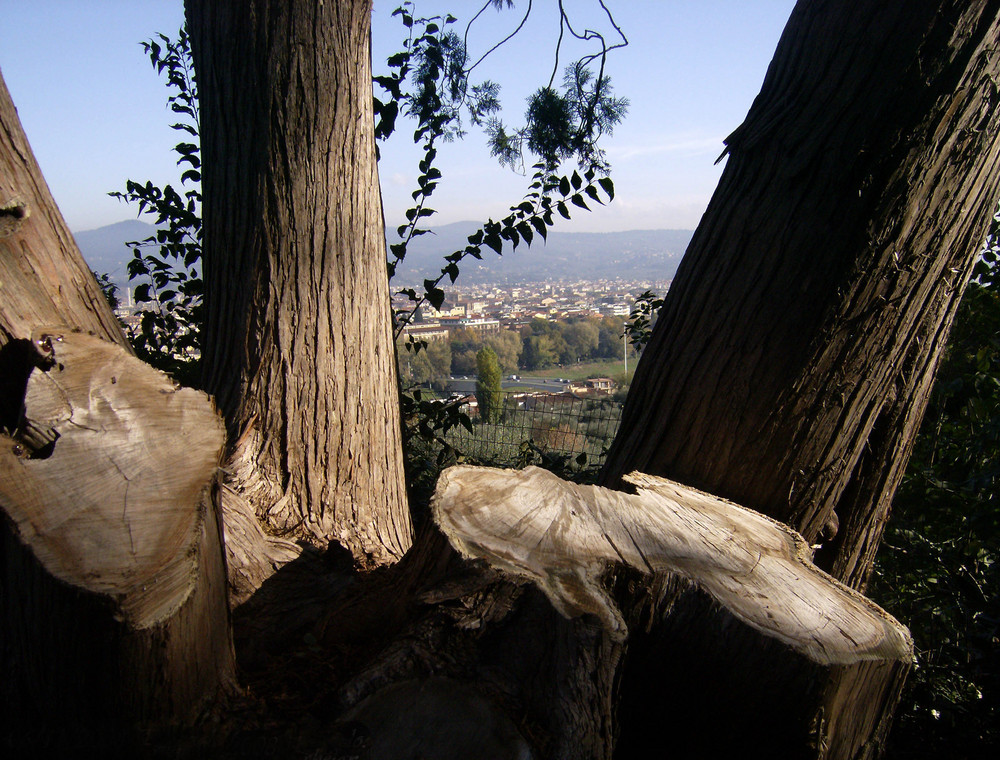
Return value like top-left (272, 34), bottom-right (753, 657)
top-left (186, 0), bottom-right (412, 567)
top-left (1, 67), bottom-right (233, 750)
top-left (0, 70), bottom-right (127, 352)
top-left (602, 0), bottom-right (1000, 589)
top-left (0, 330), bottom-right (234, 752)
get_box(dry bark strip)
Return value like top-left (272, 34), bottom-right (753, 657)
top-left (430, 464), bottom-right (913, 756)
top-left (0, 329), bottom-right (234, 750)
top-left (0, 73), bottom-right (127, 350)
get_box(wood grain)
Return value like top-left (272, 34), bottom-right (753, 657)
top-left (432, 464), bottom-right (912, 666)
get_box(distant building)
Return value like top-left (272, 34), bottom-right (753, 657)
top-left (585, 377), bottom-right (615, 391)
top-left (568, 377), bottom-right (616, 395)
top-left (458, 317), bottom-right (501, 333)
top-left (600, 303), bottom-right (630, 317)
top-left (401, 324), bottom-right (450, 342)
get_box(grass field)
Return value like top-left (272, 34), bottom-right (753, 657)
top-left (529, 359), bottom-right (634, 382)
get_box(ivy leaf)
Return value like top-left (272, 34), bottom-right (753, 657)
top-left (598, 176), bottom-right (615, 201)
top-left (425, 282), bottom-right (445, 310)
top-left (484, 233), bottom-right (503, 255)
top-left (530, 216), bottom-right (548, 240)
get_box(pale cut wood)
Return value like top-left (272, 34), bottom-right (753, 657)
top-left (0, 328), bottom-right (234, 746)
top-left (432, 464), bottom-right (912, 667)
top-left (1, 328), bottom-right (223, 626)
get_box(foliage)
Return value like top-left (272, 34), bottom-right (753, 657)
top-left (93, 271), bottom-right (120, 311)
top-left (475, 346), bottom-right (504, 424)
top-left (398, 336), bottom-right (452, 390)
top-left (872, 208), bottom-right (1000, 757)
top-left (377, 3), bottom-right (625, 335)
top-left (443, 393), bottom-right (622, 484)
top-left (491, 61), bottom-right (628, 171)
top-left (376, 2), bottom-right (627, 471)
top-left (624, 290), bottom-right (664, 351)
top-left (109, 30), bottom-right (202, 388)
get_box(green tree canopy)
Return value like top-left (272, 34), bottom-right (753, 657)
top-left (475, 346), bottom-right (503, 424)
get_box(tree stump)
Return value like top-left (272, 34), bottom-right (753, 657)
top-left (0, 329), bottom-right (234, 751)
top-left (431, 465), bottom-right (913, 758)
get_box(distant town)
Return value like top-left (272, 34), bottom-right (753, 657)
top-left (392, 277), bottom-right (671, 390)
top-left (394, 277), bottom-right (670, 334)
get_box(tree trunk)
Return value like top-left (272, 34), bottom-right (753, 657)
top-left (424, 465), bottom-right (913, 760)
top-left (186, 0), bottom-right (412, 569)
top-left (592, 1), bottom-right (1000, 757)
top-left (0, 331), bottom-right (234, 752)
top-left (1, 71), bottom-right (233, 751)
top-left (602, 0), bottom-right (1000, 589)
top-left (0, 72), bottom-right (127, 353)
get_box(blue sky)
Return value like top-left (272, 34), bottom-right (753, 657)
top-left (1, 1), bottom-right (796, 234)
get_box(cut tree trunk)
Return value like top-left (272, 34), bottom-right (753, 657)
top-left (584, 2), bottom-right (1000, 757)
top-left (186, 0), bottom-right (412, 570)
top-left (427, 465), bottom-right (912, 760)
top-left (1, 72), bottom-right (233, 750)
top-left (0, 330), bottom-right (233, 752)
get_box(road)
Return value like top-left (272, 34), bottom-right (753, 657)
top-left (445, 376), bottom-right (570, 394)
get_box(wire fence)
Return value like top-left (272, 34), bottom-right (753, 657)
top-left (444, 390), bottom-right (623, 469)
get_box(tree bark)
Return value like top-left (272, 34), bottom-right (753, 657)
top-left (1, 73), bottom-right (233, 747)
top-left (588, 1), bottom-right (1000, 757)
top-left (602, 0), bottom-right (1000, 589)
top-left (186, 0), bottom-right (412, 568)
top-left (0, 70), bottom-right (127, 353)
top-left (0, 330), bottom-right (233, 752)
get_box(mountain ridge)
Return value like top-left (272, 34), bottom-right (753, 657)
top-left (75, 219), bottom-right (692, 288)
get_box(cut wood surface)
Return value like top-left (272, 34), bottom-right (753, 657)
top-left (0, 328), bottom-right (234, 747)
top-left (432, 464), bottom-right (912, 666)
top-left (0, 328), bottom-right (224, 627)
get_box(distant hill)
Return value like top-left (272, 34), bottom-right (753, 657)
top-left (391, 222), bottom-right (692, 285)
top-left (74, 219), bottom-right (692, 288)
top-left (74, 219), bottom-right (156, 287)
